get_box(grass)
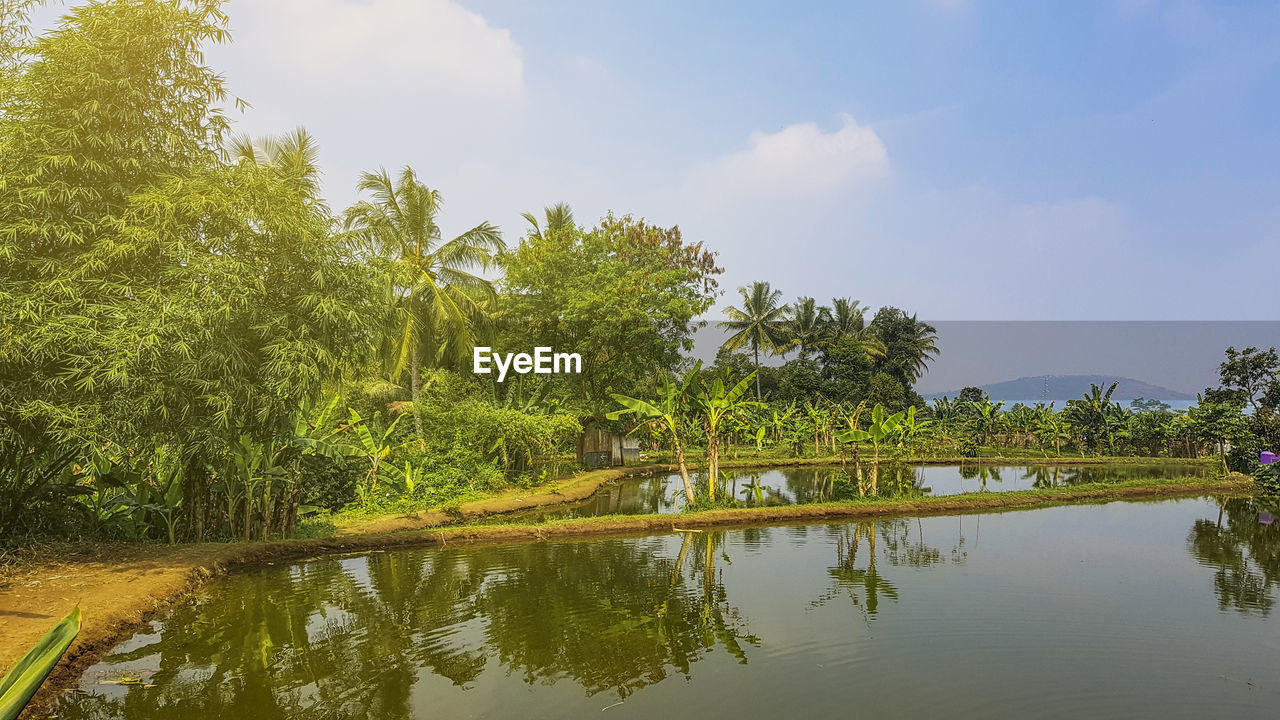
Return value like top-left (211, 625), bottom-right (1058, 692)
top-left (416, 474), bottom-right (1252, 535)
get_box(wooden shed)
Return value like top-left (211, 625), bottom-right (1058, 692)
top-left (577, 427), bottom-right (640, 468)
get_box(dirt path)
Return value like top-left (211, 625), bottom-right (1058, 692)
top-left (3, 470), bottom-right (1246, 718)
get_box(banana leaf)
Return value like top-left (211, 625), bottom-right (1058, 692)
top-left (0, 606), bottom-right (81, 720)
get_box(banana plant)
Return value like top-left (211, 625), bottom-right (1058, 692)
top-left (0, 607), bottom-right (80, 720)
top-left (771, 402), bottom-right (798, 444)
top-left (346, 408), bottom-right (407, 503)
top-left (693, 370), bottom-right (759, 499)
top-left (1035, 414), bottom-right (1070, 457)
top-left (837, 404), bottom-right (903, 495)
top-left (895, 406), bottom-right (933, 453)
top-left (386, 458), bottom-right (424, 495)
top-left (608, 362), bottom-right (702, 504)
top-left (964, 394), bottom-right (1005, 447)
top-left (228, 435), bottom-right (283, 541)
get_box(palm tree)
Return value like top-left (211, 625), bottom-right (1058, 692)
top-left (229, 127), bottom-right (326, 205)
top-left (820, 297), bottom-right (886, 361)
top-left (873, 312), bottom-right (939, 383)
top-left (343, 166), bottom-right (504, 437)
top-left (719, 281), bottom-right (791, 398)
top-left (824, 298), bottom-right (866, 340)
top-left (1064, 381), bottom-right (1118, 453)
top-left (521, 202), bottom-right (575, 240)
top-left (788, 297), bottom-right (826, 359)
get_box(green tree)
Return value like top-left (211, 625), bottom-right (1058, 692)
top-left (521, 201), bottom-right (575, 241)
top-left (1217, 346), bottom-right (1280, 413)
top-left (342, 166), bottom-right (503, 437)
top-left (719, 281), bottom-right (791, 398)
top-left (0, 1), bottom-right (368, 539)
top-left (1188, 397), bottom-right (1249, 472)
top-left (787, 297), bottom-right (826, 359)
top-left (823, 298), bottom-right (866, 342)
top-left (869, 307), bottom-right (939, 385)
top-left (819, 297), bottom-right (885, 359)
top-left (838, 404), bottom-right (903, 495)
top-left (1064, 382), bottom-right (1119, 453)
top-left (501, 212), bottom-right (721, 413)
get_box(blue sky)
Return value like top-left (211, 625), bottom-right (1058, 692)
top-left (32, 0), bottom-right (1280, 318)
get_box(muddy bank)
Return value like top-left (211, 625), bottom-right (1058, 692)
top-left (6, 473), bottom-right (1250, 718)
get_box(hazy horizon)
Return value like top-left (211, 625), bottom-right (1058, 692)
top-left (689, 320), bottom-right (1280, 395)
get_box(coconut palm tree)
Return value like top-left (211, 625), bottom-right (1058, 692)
top-left (819, 297), bottom-right (886, 361)
top-left (521, 202), bottom-right (575, 240)
top-left (719, 281), bottom-right (791, 398)
top-left (824, 298), bottom-right (866, 340)
top-left (343, 166), bottom-right (503, 437)
top-left (788, 297), bottom-right (827, 359)
top-left (229, 127), bottom-right (326, 205)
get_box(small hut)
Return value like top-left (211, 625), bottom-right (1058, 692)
top-left (577, 427), bottom-right (639, 468)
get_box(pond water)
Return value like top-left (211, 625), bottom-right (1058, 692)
top-left (508, 462), bottom-right (1211, 522)
top-left (56, 496), bottom-right (1280, 719)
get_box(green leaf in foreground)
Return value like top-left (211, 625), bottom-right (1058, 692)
top-left (0, 606), bottom-right (81, 720)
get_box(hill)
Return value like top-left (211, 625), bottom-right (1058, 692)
top-left (925, 375), bottom-right (1195, 403)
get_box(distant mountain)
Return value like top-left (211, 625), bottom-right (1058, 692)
top-left (925, 375), bottom-right (1196, 403)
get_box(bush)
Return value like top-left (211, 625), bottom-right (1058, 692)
top-left (1256, 464), bottom-right (1280, 495)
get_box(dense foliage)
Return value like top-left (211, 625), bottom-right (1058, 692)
top-left (500, 210), bottom-right (722, 414)
top-left (0, 1), bottom-right (1268, 545)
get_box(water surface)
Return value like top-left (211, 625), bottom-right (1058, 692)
top-left (510, 462), bottom-right (1210, 521)
top-left (55, 496), bottom-right (1280, 719)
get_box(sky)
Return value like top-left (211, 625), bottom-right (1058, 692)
top-left (28, 0), bottom-right (1280, 319)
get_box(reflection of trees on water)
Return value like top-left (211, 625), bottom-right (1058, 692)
top-left (1188, 497), bottom-right (1280, 616)
top-left (476, 532), bottom-right (757, 697)
top-left (1023, 463), bottom-right (1208, 488)
top-left (959, 463), bottom-right (1003, 491)
top-left (812, 520), bottom-right (898, 617)
top-left (1022, 465), bottom-right (1063, 488)
top-left (57, 535), bottom-right (757, 719)
top-left (811, 516), bottom-right (967, 618)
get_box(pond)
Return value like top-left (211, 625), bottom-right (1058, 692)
top-left (508, 462), bottom-right (1212, 522)
top-left (55, 496), bottom-right (1280, 719)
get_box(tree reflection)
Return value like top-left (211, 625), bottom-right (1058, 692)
top-left (958, 463), bottom-right (1003, 491)
top-left (812, 516), bottom-right (966, 619)
top-left (1188, 497), bottom-right (1280, 615)
top-left (57, 534), bottom-right (757, 719)
top-left (812, 520), bottom-right (898, 616)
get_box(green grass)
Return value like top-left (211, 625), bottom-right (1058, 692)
top-left (419, 474), bottom-right (1250, 534)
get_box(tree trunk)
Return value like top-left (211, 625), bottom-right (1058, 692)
top-left (707, 434), bottom-right (719, 499)
top-left (753, 345), bottom-right (761, 398)
top-left (410, 343), bottom-right (424, 439)
top-left (673, 438), bottom-right (696, 505)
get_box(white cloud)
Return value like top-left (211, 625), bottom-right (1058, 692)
top-left (242, 0), bottom-right (524, 100)
top-left (683, 115), bottom-right (888, 205)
